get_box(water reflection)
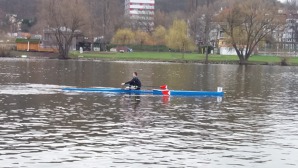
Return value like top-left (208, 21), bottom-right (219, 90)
top-left (0, 59), bottom-right (298, 167)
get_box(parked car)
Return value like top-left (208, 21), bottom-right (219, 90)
top-left (116, 46), bottom-right (133, 53)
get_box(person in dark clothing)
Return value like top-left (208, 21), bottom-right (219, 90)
top-left (121, 72), bottom-right (142, 90)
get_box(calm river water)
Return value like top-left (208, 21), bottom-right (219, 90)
top-left (0, 58), bottom-right (297, 168)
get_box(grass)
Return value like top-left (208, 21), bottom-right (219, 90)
top-left (248, 55), bottom-right (298, 65)
top-left (7, 50), bottom-right (298, 65)
top-left (72, 51), bottom-right (298, 65)
top-left (73, 51), bottom-right (240, 62)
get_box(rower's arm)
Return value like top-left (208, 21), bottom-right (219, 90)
top-left (122, 78), bottom-right (133, 85)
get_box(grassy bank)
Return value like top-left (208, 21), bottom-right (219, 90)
top-left (6, 50), bottom-right (298, 65)
top-left (73, 51), bottom-right (298, 65)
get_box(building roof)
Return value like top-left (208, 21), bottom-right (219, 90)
top-left (16, 38), bottom-right (40, 44)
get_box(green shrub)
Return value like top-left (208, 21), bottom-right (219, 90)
top-left (280, 57), bottom-right (290, 66)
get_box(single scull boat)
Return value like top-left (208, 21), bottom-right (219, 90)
top-left (62, 86), bottom-right (224, 97)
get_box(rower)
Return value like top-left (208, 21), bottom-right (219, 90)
top-left (121, 72), bottom-right (142, 90)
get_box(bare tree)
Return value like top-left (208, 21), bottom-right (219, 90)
top-left (155, 10), bottom-right (188, 29)
top-left (135, 9), bottom-right (155, 34)
top-left (87, 0), bottom-right (124, 42)
top-left (40, 0), bottom-right (90, 59)
top-left (188, 0), bottom-right (217, 63)
top-left (217, 0), bottom-right (284, 64)
top-left (154, 10), bottom-right (167, 28)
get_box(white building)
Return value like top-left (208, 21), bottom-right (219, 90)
top-left (125, 0), bottom-right (155, 19)
top-left (125, 0), bottom-right (155, 31)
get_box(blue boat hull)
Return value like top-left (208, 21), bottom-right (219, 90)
top-left (152, 90), bottom-right (224, 96)
top-left (62, 87), bottom-right (224, 97)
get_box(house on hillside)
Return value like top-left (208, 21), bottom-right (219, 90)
top-left (279, 10), bottom-right (298, 53)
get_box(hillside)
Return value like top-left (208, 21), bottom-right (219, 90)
top-left (0, 0), bottom-right (193, 19)
top-left (0, 0), bottom-right (37, 18)
top-left (155, 0), bottom-right (191, 12)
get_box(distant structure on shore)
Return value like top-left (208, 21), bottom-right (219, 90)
top-left (124, 0), bottom-right (155, 31)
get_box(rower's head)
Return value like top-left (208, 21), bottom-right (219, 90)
top-left (133, 72), bottom-right (138, 77)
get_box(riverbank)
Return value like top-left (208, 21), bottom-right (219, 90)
top-left (73, 51), bottom-right (298, 66)
top-left (9, 51), bottom-right (59, 59)
top-left (8, 51), bottom-right (298, 66)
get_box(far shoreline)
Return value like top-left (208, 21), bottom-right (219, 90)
top-left (5, 50), bottom-right (298, 66)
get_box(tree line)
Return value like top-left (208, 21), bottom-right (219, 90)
top-left (113, 0), bottom-right (286, 64)
top-left (0, 0), bottom-right (288, 64)
top-left (112, 20), bottom-right (196, 55)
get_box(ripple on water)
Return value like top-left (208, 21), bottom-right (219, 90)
top-left (1, 62), bottom-right (298, 167)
